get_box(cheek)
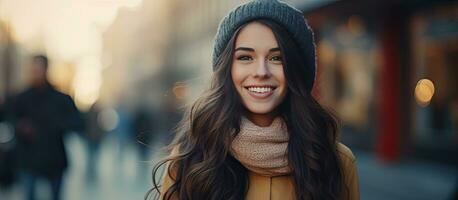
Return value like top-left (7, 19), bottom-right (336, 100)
top-left (272, 69), bottom-right (286, 87)
top-left (273, 69), bottom-right (287, 99)
top-left (231, 66), bottom-right (244, 99)
top-left (231, 65), bottom-right (245, 88)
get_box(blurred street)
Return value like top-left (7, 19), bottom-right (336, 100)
top-left (1, 133), bottom-right (456, 200)
top-left (1, 0), bottom-right (457, 199)
top-left (0, 132), bottom-right (168, 200)
top-left (356, 150), bottom-right (456, 200)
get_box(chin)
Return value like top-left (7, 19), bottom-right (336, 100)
top-left (244, 103), bottom-right (277, 115)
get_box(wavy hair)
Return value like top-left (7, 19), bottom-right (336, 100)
top-left (146, 19), bottom-right (347, 200)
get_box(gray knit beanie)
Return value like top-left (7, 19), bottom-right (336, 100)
top-left (212, 0), bottom-right (317, 91)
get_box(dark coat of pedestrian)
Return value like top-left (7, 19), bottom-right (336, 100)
top-left (10, 55), bottom-right (83, 200)
top-left (12, 81), bottom-right (83, 178)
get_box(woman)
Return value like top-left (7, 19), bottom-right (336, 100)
top-left (147, 0), bottom-right (359, 199)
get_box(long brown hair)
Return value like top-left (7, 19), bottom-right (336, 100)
top-left (146, 19), bottom-right (347, 200)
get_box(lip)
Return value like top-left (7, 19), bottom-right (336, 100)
top-left (244, 85), bottom-right (276, 100)
top-left (244, 85), bottom-right (277, 89)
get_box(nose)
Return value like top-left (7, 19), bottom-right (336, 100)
top-left (254, 59), bottom-right (271, 78)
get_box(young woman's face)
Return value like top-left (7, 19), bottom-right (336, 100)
top-left (231, 22), bottom-right (287, 125)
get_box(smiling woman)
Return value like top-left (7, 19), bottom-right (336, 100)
top-left (231, 22), bottom-right (287, 127)
top-left (147, 1), bottom-right (359, 200)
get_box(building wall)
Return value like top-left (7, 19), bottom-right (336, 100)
top-left (304, 0), bottom-right (458, 163)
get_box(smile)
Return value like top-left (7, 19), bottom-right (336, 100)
top-left (244, 85), bottom-right (276, 99)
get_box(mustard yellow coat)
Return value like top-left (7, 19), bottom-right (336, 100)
top-left (160, 143), bottom-right (359, 200)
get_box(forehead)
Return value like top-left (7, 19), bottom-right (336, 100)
top-left (235, 21), bottom-right (278, 49)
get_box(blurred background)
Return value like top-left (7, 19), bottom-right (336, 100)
top-left (0, 0), bottom-right (457, 200)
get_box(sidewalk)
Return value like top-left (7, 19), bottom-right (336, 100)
top-left (355, 149), bottom-right (457, 200)
top-left (1, 135), bottom-right (456, 200)
top-left (0, 133), bottom-right (167, 200)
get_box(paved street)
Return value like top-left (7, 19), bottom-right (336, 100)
top-left (355, 149), bottom-right (456, 200)
top-left (1, 133), bottom-right (456, 200)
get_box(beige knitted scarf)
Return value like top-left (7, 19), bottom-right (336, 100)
top-left (230, 116), bottom-right (291, 177)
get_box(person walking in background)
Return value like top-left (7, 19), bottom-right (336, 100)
top-left (10, 55), bottom-right (84, 200)
top-left (132, 105), bottom-right (155, 160)
top-left (82, 101), bottom-right (107, 182)
top-left (0, 99), bottom-right (15, 192)
top-left (147, 0), bottom-right (359, 199)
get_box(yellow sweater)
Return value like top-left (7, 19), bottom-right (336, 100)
top-left (160, 143), bottom-right (360, 200)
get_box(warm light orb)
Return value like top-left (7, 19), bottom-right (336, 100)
top-left (172, 82), bottom-right (187, 100)
top-left (415, 78), bottom-right (435, 107)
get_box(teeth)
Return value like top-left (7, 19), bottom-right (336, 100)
top-left (247, 87), bottom-right (273, 93)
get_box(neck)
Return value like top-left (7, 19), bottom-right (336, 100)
top-left (245, 110), bottom-right (279, 127)
top-left (32, 79), bottom-right (49, 89)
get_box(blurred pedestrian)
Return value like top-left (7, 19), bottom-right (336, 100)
top-left (147, 1), bottom-right (359, 200)
top-left (451, 96), bottom-right (458, 200)
top-left (10, 55), bottom-right (84, 200)
top-left (82, 101), bottom-right (107, 182)
top-left (113, 105), bottom-right (132, 168)
top-left (0, 99), bottom-right (15, 189)
top-left (132, 106), bottom-right (154, 160)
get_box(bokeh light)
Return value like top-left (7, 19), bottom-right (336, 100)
top-left (98, 107), bottom-right (119, 132)
top-left (415, 78), bottom-right (435, 107)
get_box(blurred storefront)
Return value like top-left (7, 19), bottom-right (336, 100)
top-left (301, 0), bottom-right (457, 164)
top-left (164, 0), bottom-right (246, 101)
top-left (0, 21), bottom-right (17, 101)
top-left (100, 0), bottom-right (173, 137)
top-left (409, 2), bottom-right (457, 164)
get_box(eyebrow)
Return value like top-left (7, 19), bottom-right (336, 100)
top-left (234, 47), bottom-right (281, 53)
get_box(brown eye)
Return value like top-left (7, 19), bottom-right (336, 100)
top-left (237, 55), bottom-right (253, 61)
top-left (270, 55), bottom-right (282, 62)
